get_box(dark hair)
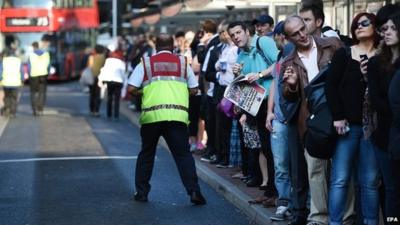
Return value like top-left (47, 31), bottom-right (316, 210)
top-left (244, 21), bottom-right (256, 36)
top-left (350, 12), bottom-right (380, 47)
top-left (201, 19), bottom-right (217, 34)
top-left (32, 41), bottom-right (39, 48)
top-left (175, 31), bottom-right (185, 39)
top-left (299, 5), bottom-right (325, 26)
top-left (227, 21), bottom-right (248, 33)
top-left (300, 0), bottom-right (323, 10)
top-left (376, 4), bottom-right (400, 28)
top-left (155, 33), bottom-right (174, 52)
top-left (94, 45), bottom-right (105, 54)
top-left (378, 13), bottom-right (400, 78)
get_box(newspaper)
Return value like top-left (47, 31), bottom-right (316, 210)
top-left (223, 74), bottom-right (266, 116)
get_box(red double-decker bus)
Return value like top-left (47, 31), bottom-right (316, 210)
top-left (0, 0), bottom-right (100, 81)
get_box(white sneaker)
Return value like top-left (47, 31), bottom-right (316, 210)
top-left (270, 206), bottom-right (291, 221)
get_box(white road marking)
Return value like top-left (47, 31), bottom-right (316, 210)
top-left (0, 155), bottom-right (138, 163)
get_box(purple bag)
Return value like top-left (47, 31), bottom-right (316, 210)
top-left (217, 97), bottom-right (236, 118)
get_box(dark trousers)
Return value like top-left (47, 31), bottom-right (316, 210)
top-left (3, 88), bottom-right (19, 116)
top-left (204, 95), bottom-right (217, 155)
top-left (256, 100), bottom-right (276, 192)
top-left (135, 121), bottom-right (201, 196)
top-left (288, 123), bottom-right (309, 220)
top-left (29, 75), bottom-right (47, 113)
top-left (188, 95), bottom-right (201, 137)
top-left (89, 77), bottom-right (101, 113)
top-left (106, 81), bottom-right (122, 118)
top-left (215, 85), bottom-right (232, 163)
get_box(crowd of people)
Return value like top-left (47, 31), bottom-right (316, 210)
top-left (124, 1), bottom-right (400, 224)
top-left (1, 0), bottom-right (399, 223)
top-left (80, 1), bottom-right (400, 224)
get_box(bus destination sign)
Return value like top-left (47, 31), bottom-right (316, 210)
top-left (6, 17), bottom-right (49, 27)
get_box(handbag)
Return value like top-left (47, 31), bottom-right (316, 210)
top-left (303, 65), bottom-right (337, 159)
top-left (79, 67), bottom-right (94, 86)
top-left (217, 97), bottom-right (236, 118)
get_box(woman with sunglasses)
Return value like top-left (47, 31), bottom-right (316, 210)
top-left (368, 11), bottom-right (400, 222)
top-left (325, 12), bottom-right (380, 225)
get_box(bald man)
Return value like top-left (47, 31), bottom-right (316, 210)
top-left (128, 34), bottom-right (206, 205)
top-left (279, 16), bottom-right (342, 225)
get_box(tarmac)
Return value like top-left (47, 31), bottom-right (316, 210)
top-left (120, 101), bottom-right (287, 225)
top-left (0, 86), bottom-right (284, 225)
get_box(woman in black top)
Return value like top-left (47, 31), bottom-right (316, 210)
top-left (325, 12), bottom-right (380, 225)
top-left (368, 12), bottom-right (400, 222)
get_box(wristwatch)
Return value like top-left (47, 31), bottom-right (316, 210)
top-left (258, 72), bottom-right (263, 78)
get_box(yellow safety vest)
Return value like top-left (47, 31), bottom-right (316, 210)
top-left (29, 51), bottom-right (50, 77)
top-left (1, 56), bottom-right (23, 87)
top-left (140, 54), bottom-right (189, 125)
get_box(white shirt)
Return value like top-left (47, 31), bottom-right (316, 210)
top-left (128, 50), bottom-right (198, 88)
top-left (298, 38), bottom-right (319, 82)
top-left (202, 46), bottom-right (216, 97)
top-left (215, 43), bottom-right (238, 86)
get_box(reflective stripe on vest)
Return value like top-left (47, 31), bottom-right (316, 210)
top-left (30, 52), bottom-right (50, 77)
top-left (140, 54), bottom-right (189, 125)
top-left (1, 56), bottom-right (22, 87)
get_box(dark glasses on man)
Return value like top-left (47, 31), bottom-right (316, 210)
top-left (356, 20), bottom-right (371, 29)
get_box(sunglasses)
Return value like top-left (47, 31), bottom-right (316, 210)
top-left (356, 20), bottom-right (371, 29)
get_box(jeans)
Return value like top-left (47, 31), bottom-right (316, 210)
top-left (270, 120), bottom-right (291, 206)
top-left (329, 125), bottom-right (379, 225)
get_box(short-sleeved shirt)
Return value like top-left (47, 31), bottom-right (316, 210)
top-left (128, 50), bottom-right (198, 89)
top-left (236, 35), bottom-right (279, 98)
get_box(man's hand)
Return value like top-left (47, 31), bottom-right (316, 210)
top-left (283, 66), bottom-right (298, 87)
top-left (232, 63), bottom-right (243, 76)
top-left (189, 87), bottom-right (198, 96)
top-left (333, 119), bottom-right (348, 135)
top-left (128, 85), bottom-right (141, 96)
top-left (266, 112), bottom-right (275, 132)
top-left (246, 72), bottom-right (260, 83)
top-left (239, 114), bottom-right (247, 126)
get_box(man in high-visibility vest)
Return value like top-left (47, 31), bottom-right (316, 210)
top-left (28, 41), bottom-right (50, 116)
top-left (128, 34), bottom-right (206, 205)
top-left (0, 48), bottom-right (24, 117)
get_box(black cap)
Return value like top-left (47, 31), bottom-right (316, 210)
top-left (252, 14), bottom-right (274, 26)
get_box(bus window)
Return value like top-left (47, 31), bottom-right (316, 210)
top-left (1, 0), bottom-right (53, 8)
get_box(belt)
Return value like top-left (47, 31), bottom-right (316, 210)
top-left (142, 104), bottom-right (188, 113)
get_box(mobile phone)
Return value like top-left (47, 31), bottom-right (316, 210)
top-left (360, 54), bottom-right (368, 62)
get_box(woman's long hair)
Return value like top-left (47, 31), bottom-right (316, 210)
top-left (378, 13), bottom-right (400, 77)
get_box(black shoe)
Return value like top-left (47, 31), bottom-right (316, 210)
top-left (133, 192), bottom-right (148, 202)
top-left (209, 158), bottom-right (220, 165)
top-left (246, 179), bottom-right (262, 187)
top-left (190, 191), bottom-right (206, 205)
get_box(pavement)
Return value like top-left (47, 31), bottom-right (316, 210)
top-left (119, 101), bottom-right (287, 225)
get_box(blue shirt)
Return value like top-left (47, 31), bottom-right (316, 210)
top-left (236, 35), bottom-right (278, 98)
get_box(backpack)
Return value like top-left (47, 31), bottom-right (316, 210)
top-left (256, 37), bottom-right (273, 65)
top-left (303, 65), bottom-right (337, 159)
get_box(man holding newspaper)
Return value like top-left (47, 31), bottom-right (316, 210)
top-left (227, 21), bottom-right (279, 203)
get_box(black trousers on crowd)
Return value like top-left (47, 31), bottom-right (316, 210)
top-left (105, 81), bottom-right (123, 119)
top-left (3, 88), bottom-right (19, 116)
top-left (29, 75), bottom-right (47, 114)
top-left (214, 85), bottom-right (233, 164)
top-left (89, 77), bottom-right (101, 113)
top-left (204, 95), bottom-right (217, 155)
top-left (135, 121), bottom-right (201, 196)
top-left (288, 123), bottom-right (309, 220)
